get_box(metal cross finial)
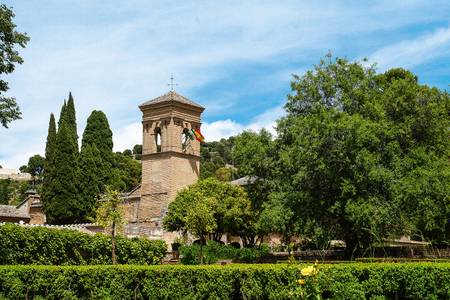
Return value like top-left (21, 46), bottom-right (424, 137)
top-left (168, 75), bottom-right (178, 91)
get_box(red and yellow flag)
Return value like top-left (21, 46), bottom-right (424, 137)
top-left (191, 129), bottom-right (205, 142)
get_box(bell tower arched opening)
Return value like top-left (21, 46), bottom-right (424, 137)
top-left (154, 127), bottom-right (162, 153)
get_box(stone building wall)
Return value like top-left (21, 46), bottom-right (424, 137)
top-left (120, 92), bottom-right (204, 247)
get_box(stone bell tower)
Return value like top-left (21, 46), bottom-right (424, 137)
top-left (137, 91), bottom-right (204, 243)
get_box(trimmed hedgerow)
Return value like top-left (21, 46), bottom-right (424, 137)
top-left (179, 241), bottom-right (270, 264)
top-left (0, 224), bottom-right (166, 265)
top-left (0, 263), bottom-right (449, 299)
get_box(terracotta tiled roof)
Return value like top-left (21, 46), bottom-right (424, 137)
top-left (139, 91), bottom-right (204, 109)
top-left (0, 205), bottom-right (29, 218)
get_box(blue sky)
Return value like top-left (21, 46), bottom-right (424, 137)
top-left (1, 0), bottom-right (449, 169)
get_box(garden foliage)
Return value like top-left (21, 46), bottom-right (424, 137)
top-left (232, 57), bottom-right (450, 257)
top-left (164, 178), bottom-right (252, 244)
top-left (0, 4), bottom-right (29, 128)
top-left (0, 224), bottom-right (166, 265)
top-left (179, 241), bottom-right (270, 264)
top-left (0, 263), bottom-right (449, 299)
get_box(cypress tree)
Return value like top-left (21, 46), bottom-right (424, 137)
top-left (57, 100), bottom-right (66, 129)
top-left (45, 114), bottom-right (57, 159)
top-left (45, 97), bottom-right (81, 224)
top-left (78, 144), bottom-right (102, 221)
top-left (81, 110), bottom-right (113, 192)
top-left (81, 110), bottom-right (113, 153)
top-left (41, 113), bottom-right (57, 210)
top-left (46, 120), bottom-right (81, 224)
top-left (65, 92), bottom-right (78, 143)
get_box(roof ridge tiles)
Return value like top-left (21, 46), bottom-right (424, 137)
top-left (139, 91), bottom-right (204, 109)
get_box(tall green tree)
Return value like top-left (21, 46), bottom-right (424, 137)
top-left (81, 110), bottom-right (113, 155)
top-left (45, 120), bottom-right (80, 224)
top-left (44, 101), bottom-right (81, 224)
top-left (233, 129), bottom-right (277, 244)
top-left (0, 4), bottom-right (29, 128)
top-left (65, 92), bottom-right (78, 142)
top-left (57, 101), bottom-right (66, 129)
top-left (78, 144), bottom-right (102, 221)
top-left (233, 129), bottom-right (275, 210)
top-left (81, 110), bottom-right (113, 191)
top-left (41, 113), bottom-right (57, 210)
top-left (272, 55), bottom-right (450, 256)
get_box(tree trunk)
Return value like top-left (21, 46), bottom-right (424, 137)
top-left (112, 221), bottom-right (116, 265)
top-left (199, 234), bottom-right (204, 265)
top-left (341, 220), bottom-right (359, 260)
top-left (212, 232), bottom-right (223, 242)
top-left (257, 235), bottom-right (264, 246)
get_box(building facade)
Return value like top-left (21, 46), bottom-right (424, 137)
top-left (122, 91), bottom-right (204, 246)
top-left (0, 190), bottom-right (45, 224)
top-left (1, 91), bottom-right (204, 247)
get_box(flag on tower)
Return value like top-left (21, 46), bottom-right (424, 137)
top-left (185, 129), bottom-right (195, 141)
top-left (191, 129), bottom-right (205, 142)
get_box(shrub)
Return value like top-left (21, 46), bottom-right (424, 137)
top-left (0, 263), bottom-right (449, 299)
top-left (0, 224), bottom-right (166, 265)
top-left (237, 244), bottom-right (270, 263)
top-left (179, 241), bottom-right (270, 264)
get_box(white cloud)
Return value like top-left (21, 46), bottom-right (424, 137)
top-left (112, 105), bottom-right (285, 151)
top-left (113, 122), bottom-right (142, 152)
top-left (2, 0), bottom-right (450, 167)
top-left (202, 120), bottom-right (244, 142)
top-left (0, 151), bottom-right (38, 170)
top-left (369, 26), bottom-right (450, 70)
top-left (202, 105), bottom-right (285, 142)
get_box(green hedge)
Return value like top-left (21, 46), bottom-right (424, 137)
top-left (179, 241), bottom-right (270, 264)
top-left (0, 263), bottom-right (449, 299)
top-left (0, 224), bottom-right (166, 265)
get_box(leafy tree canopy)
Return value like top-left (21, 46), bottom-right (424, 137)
top-left (271, 55), bottom-right (449, 255)
top-left (24, 154), bottom-right (45, 176)
top-left (108, 152), bottom-right (141, 192)
top-left (132, 144), bottom-right (142, 160)
top-left (0, 179), bottom-right (29, 205)
top-left (163, 178), bottom-right (252, 243)
top-left (200, 137), bottom-right (235, 180)
top-left (96, 186), bottom-right (125, 264)
top-left (0, 4), bottom-right (29, 128)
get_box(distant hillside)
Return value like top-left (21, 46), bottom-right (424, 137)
top-left (132, 137), bottom-right (237, 181)
top-left (200, 137), bottom-right (236, 180)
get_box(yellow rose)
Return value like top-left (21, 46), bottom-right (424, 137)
top-left (301, 265), bottom-right (317, 276)
top-left (297, 279), bottom-right (306, 285)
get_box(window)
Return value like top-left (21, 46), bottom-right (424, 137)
top-left (181, 128), bottom-right (190, 151)
top-left (155, 127), bottom-right (161, 152)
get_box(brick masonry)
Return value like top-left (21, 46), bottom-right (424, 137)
top-left (122, 92), bottom-right (204, 247)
